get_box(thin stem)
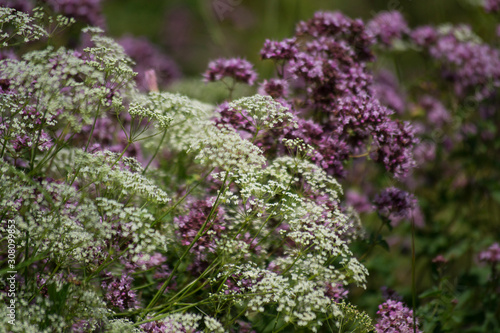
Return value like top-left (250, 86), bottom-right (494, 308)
top-left (411, 211), bottom-right (417, 333)
top-left (142, 129), bottom-right (167, 175)
top-left (143, 171), bottom-right (231, 314)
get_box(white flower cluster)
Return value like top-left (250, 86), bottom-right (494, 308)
top-left (74, 150), bottom-right (170, 204)
top-left (96, 197), bottom-right (168, 257)
top-left (221, 264), bottom-right (341, 332)
top-left (195, 125), bottom-right (266, 174)
top-left (0, 7), bottom-right (48, 46)
top-left (228, 94), bottom-right (298, 131)
top-left (203, 316), bottom-right (226, 333)
top-left (0, 46), bottom-right (112, 132)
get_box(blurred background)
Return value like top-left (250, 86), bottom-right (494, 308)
top-left (102, 0), bottom-right (498, 77)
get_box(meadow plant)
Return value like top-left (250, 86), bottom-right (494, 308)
top-left (1, 2), bottom-right (498, 333)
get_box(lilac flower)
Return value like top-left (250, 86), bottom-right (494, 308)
top-left (484, 0), bottom-right (500, 12)
top-left (372, 120), bottom-right (418, 179)
top-left (118, 36), bottom-right (181, 91)
top-left (367, 11), bottom-right (409, 46)
top-left (101, 272), bottom-right (139, 311)
top-left (373, 187), bottom-right (417, 222)
top-left (374, 70), bottom-right (406, 114)
top-left (325, 282), bottom-right (349, 302)
top-left (375, 299), bottom-right (422, 333)
top-left (410, 25), bottom-right (438, 47)
top-left (419, 95), bottom-right (451, 126)
top-left (345, 190), bottom-right (373, 214)
top-left (295, 11), bottom-right (374, 61)
top-left (260, 38), bottom-right (298, 60)
top-left (427, 30), bottom-right (500, 99)
top-left (45, 0), bottom-right (105, 27)
top-left (258, 78), bottom-right (290, 98)
top-left (479, 243), bottom-right (500, 264)
top-left (203, 58), bottom-right (257, 85)
top-left (173, 197), bottom-right (226, 272)
top-left (0, 0), bottom-right (32, 13)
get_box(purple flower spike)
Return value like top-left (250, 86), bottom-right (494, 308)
top-left (203, 58), bottom-right (257, 85)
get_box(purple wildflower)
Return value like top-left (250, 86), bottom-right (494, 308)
top-left (345, 190), bottom-right (373, 214)
top-left (419, 95), bottom-right (451, 127)
top-left (372, 120), bottom-right (418, 179)
top-left (260, 38), bottom-right (298, 60)
top-left (258, 78), bottom-right (290, 98)
top-left (203, 58), bottom-right (257, 85)
top-left (101, 272), bottom-right (139, 311)
top-left (484, 0), bottom-right (500, 12)
top-left (410, 25), bottom-right (438, 47)
top-left (45, 0), bottom-right (105, 27)
top-left (479, 243), bottom-right (500, 264)
top-left (325, 282), bottom-right (349, 302)
top-left (374, 70), bottom-right (406, 114)
top-left (173, 197), bottom-right (226, 273)
top-left (373, 187), bottom-right (417, 222)
top-left (375, 299), bottom-right (422, 333)
top-left (367, 11), bottom-right (409, 46)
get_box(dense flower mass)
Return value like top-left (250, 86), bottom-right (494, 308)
top-left (101, 273), bottom-right (139, 311)
top-left (203, 57), bottom-right (257, 85)
top-left (1, 4), bottom-right (499, 332)
top-left (375, 299), bottom-right (422, 333)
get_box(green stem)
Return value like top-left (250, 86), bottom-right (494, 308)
top-left (142, 129), bottom-right (167, 175)
top-left (143, 171), bottom-right (231, 314)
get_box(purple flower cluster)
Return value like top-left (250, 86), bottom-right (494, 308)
top-left (45, 0), bottom-right (105, 27)
top-left (325, 282), bottom-right (349, 303)
top-left (345, 190), bottom-right (373, 214)
top-left (371, 120), bottom-right (419, 178)
top-left (411, 25), bottom-right (500, 100)
top-left (118, 36), bottom-right (181, 91)
top-left (373, 187), bottom-right (417, 223)
top-left (479, 243), bottom-right (500, 265)
top-left (101, 272), bottom-right (139, 311)
top-left (374, 70), bottom-right (406, 114)
top-left (419, 95), bottom-right (451, 127)
top-left (367, 11), bottom-right (409, 46)
top-left (260, 38), bottom-right (298, 60)
top-left (484, 0), bottom-right (500, 12)
top-left (375, 299), bottom-right (422, 333)
top-left (258, 78), bottom-right (289, 99)
top-left (173, 197), bottom-right (225, 272)
top-left (203, 58), bottom-right (257, 85)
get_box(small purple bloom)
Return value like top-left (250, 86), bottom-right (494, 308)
top-left (258, 78), bottom-right (290, 98)
top-left (479, 243), bottom-right (500, 264)
top-left (367, 11), bottom-right (409, 46)
top-left (375, 299), bottom-right (422, 333)
top-left (373, 187), bottom-right (417, 222)
top-left (203, 58), bottom-right (257, 85)
top-left (260, 38), bottom-right (298, 60)
top-left (101, 272), bottom-right (139, 311)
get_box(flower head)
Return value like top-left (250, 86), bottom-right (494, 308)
top-left (203, 58), bottom-right (257, 85)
